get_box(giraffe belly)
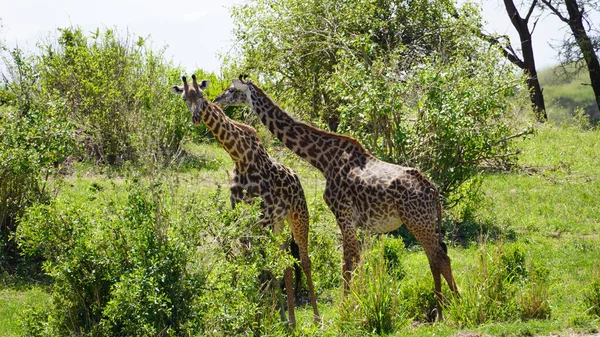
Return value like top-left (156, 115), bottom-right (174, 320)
top-left (356, 208), bottom-right (403, 233)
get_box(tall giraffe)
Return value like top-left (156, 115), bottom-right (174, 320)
top-left (214, 77), bottom-right (458, 320)
top-left (169, 75), bottom-right (319, 326)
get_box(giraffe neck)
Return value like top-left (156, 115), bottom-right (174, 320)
top-left (247, 83), bottom-right (370, 174)
top-left (200, 98), bottom-right (267, 167)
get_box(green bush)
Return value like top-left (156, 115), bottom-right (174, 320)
top-left (1, 27), bottom-right (201, 167)
top-left (195, 191), bottom-right (296, 335)
top-left (36, 27), bottom-right (191, 165)
top-left (19, 181), bottom-right (206, 336)
top-left (0, 104), bottom-right (75, 269)
top-left (18, 178), bottom-right (300, 336)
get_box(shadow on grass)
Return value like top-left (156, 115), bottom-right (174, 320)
top-left (389, 218), bottom-right (517, 249)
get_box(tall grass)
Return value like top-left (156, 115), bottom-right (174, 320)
top-left (337, 236), bottom-right (409, 334)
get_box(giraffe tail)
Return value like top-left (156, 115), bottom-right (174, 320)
top-left (435, 188), bottom-right (447, 253)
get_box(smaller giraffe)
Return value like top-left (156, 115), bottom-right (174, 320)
top-left (169, 75), bottom-right (320, 326)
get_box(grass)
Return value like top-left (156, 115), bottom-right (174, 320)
top-left (0, 286), bottom-right (50, 336)
top-left (3, 124), bottom-right (600, 336)
top-left (477, 125), bottom-right (600, 236)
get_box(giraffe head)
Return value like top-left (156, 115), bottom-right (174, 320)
top-left (169, 74), bottom-right (210, 126)
top-left (213, 75), bottom-right (252, 108)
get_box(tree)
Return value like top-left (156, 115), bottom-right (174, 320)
top-left (475, 0), bottom-right (547, 122)
top-left (540, 0), bottom-right (600, 120)
top-left (229, 0), bottom-right (530, 201)
top-left (230, 0), bottom-right (479, 132)
top-left (503, 0), bottom-right (548, 122)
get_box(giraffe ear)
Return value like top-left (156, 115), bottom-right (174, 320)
top-left (169, 85), bottom-right (184, 94)
top-left (199, 80), bottom-right (210, 90)
top-left (232, 79), bottom-right (248, 91)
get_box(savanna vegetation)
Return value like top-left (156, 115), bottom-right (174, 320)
top-left (1, 0), bottom-right (600, 336)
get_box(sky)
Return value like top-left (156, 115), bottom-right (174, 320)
top-left (1, 0), bottom-right (598, 74)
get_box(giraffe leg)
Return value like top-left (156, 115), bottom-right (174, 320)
top-left (283, 266), bottom-right (296, 327)
top-left (439, 240), bottom-right (458, 295)
top-left (339, 221), bottom-right (360, 290)
top-left (288, 210), bottom-right (321, 323)
top-left (428, 255), bottom-right (444, 321)
top-left (405, 220), bottom-right (452, 321)
top-left (324, 189), bottom-right (359, 290)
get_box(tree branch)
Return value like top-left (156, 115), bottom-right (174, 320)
top-left (480, 32), bottom-right (526, 69)
top-left (540, 0), bottom-right (569, 22)
top-left (525, 0), bottom-right (538, 23)
top-left (531, 17), bottom-right (540, 35)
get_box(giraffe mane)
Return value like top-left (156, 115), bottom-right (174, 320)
top-left (249, 83), bottom-right (369, 154)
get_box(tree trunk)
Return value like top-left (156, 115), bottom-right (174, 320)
top-left (504, 0), bottom-right (548, 122)
top-left (563, 0), bottom-right (600, 120)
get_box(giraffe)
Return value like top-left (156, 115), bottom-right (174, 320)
top-left (213, 77), bottom-right (459, 320)
top-left (169, 75), bottom-right (320, 326)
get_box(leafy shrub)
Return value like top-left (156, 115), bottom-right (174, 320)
top-left (0, 104), bottom-right (75, 268)
top-left (195, 191), bottom-right (296, 335)
top-left (1, 27), bottom-right (200, 167)
top-left (35, 27), bottom-right (190, 165)
top-left (19, 177), bottom-right (301, 336)
top-left (19, 181), bottom-right (206, 336)
top-left (334, 48), bottom-right (529, 201)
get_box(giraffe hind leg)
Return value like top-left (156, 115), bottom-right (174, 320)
top-left (439, 243), bottom-right (458, 294)
top-left (288, 210), bottom-right (321, 323)
top-left (283, 266), bottom-right (296, 327)
top-left (404, 218), bottom-right (454, 321)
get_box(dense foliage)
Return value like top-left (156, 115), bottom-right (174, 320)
top-left (0, 46), bottom-right (76, 267)
top-left (36, 27), bottom-right (189, 165)
top-left (0, 104), bottom-right (74, 268)
top-left (18, 178), bottom-right (306, 336)
top-left (229, 0), bottom-right (531, 200)
top-left (0, 27), bottom-right (223, 266)
top-left (2, 5), bottom-right (599, 336)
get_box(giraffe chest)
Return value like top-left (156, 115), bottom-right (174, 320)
top-left (229, 165), bottom-right (299, 214)
top-left (230, 170), bottom-right (264, 203)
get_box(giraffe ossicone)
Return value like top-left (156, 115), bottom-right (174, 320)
top-left (214, 76), bottom-right (459, 321)
top-left (170, 74), bottom-right (320, 326)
